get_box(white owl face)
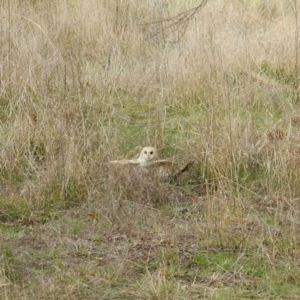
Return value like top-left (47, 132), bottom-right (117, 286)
top-left (139, 146), bottom-right (157, 166)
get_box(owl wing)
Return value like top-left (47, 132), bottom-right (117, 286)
top-left (109, 159), bottom-right (140, 165)
top-left (172, 161), bottom-right (194, 180)
top-left (145, 160), bottom-right (194, 180)
top-left (150, 160), bottom-right (178, 167)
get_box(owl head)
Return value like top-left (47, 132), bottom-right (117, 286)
top-left (138, 146), bottom-right (157, 166)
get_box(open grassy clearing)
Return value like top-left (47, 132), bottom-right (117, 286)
top-left (1, 0), bottom-right (300, 299)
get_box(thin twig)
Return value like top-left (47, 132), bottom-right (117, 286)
top-left (142, 0), bottom-right (208, 42)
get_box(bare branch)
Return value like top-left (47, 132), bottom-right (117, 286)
top-left (142, 0), bottom-right (208, 43)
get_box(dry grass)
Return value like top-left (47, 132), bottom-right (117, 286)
top-left (1, 0), bottom-right (300, 299)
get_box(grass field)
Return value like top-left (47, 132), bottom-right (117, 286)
top-left (1, 0), bottom-right (300, 299)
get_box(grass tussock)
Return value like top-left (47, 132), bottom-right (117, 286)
top-left (1, 0), bottom-right (300, 298)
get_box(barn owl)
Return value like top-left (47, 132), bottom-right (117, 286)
top-left (109, 146), bottom-right (156, 166)
top-left (109, 146), bottom-right (193, 180)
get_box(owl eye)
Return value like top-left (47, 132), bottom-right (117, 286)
top-left (144, 151), bottom-right (147, 154)
top-left (150, 151), bottom-right (153, 154)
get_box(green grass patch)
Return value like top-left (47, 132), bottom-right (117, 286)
top-left (194, 252), bottom-right (266, 278)
top-left (260, 61), bottom-right (297, 87)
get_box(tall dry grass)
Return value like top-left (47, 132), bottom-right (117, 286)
top-left (1, 0), bottom-right (300, 298)
top-left (0, 0), bottom-right (298, 200)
